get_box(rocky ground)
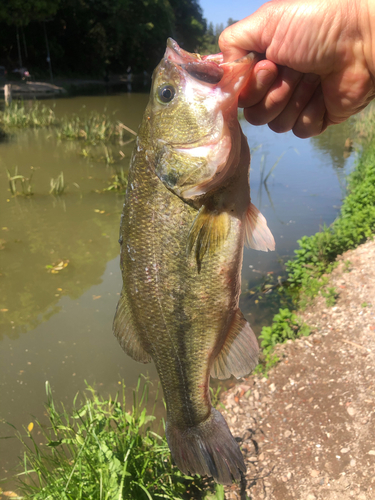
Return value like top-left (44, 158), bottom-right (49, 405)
top-left (222, 239), bottom-right (375, 500)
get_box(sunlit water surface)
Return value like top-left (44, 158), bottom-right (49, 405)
top-left (0, 94), bottom-right (356, 486)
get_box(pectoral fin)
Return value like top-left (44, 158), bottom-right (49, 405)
top-left (245, 202), bottom-right (275, 252)
top-left (113, 292), bottom-right (151, 363)
top-left (186, 206), bottom-right (230, 271)
top-left (211, 309), bottom-right (259, 380)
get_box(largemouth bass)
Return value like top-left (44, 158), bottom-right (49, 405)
top-left (113, 39), bottom-right (275, 484)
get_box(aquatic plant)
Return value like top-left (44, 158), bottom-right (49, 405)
top-left (6, 166), bottom-right (34, 196)
top-left (0, 102), bottom-right (136, 148)
top-left (50, 172), bottom-right (66, 196)
top-left (105, 167), bottom-right (128, 192)
top-left (56, 112), bottom-right (136, 145)
top-left (0, 101), bottom-right (57, 129)
top-left (13, 378), bottom-right (218, 500)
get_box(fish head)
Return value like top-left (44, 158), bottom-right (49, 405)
top-left (148, 38), bottom-right (260, 200)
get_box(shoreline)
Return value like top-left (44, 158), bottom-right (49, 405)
top-left (222, 239), bottom-right (375, 500)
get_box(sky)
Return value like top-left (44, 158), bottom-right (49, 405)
top-left (198, 0), bottom-right (266, 27)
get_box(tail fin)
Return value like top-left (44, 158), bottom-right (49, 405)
top-left (165, 407), bottom-right (245, 484)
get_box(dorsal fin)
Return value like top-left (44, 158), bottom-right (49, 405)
top-left (186, 206), bottom-right (231, 271)
top-left (245, 202), bottom-right (275, 252)
top-left (113, 292), bottom-right (151, 363)
top-left (211, 309), bottom-right (259, 379)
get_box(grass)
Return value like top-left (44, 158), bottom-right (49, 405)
top-left (0, 101), bottom-right (136, 146)
top-left (105, 168), bottom-right (128, 192)
top-left (256, 117), bottom-right (375, 374)
top-left (10, 378), bottom-right (221, 500)
top-left (50, 172), bottom-right (66, 196)
top-left (7, 166), bottom-right (34, 196)
top-left (0, 101), bottom-right (57, 129)
top-left (285, 140), bottom-right (375, 301)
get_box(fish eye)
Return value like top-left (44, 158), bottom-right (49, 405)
top-left (157, 85), bottom-right (175, 104)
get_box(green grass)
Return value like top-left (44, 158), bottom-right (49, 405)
top-left (285, 141), bottom-right (375, 301)
top-left (0, 101), bottom-right (57, 129)
top-left (10, 379), bottom-right (220, 500)
top-left (50, 172), bottom-right (66, 196)
top-left (7, 166), bottom-right (34, 196)
top-left (0, 101), bottom-right (135, 146)
top-left (256, 130), bottom-right (375, 374)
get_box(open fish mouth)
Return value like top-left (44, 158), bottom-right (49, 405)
top-left (166, 38), bottom-right (260, 87)
top-left (166, 38), bottom-right (224, 85)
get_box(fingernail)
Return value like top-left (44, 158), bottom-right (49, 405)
top-left (257, 69), bottom-right (277, 86)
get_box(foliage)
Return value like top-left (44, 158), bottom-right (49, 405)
top-left (56, 112), bottom-right (129, 144)
top-left (0, 0), bottom-right (61, 26)
top-left (0, 0), bottom-right (206, 77)
top-left (258, 308), bottom-right (310, 354)
top-left (0, 102), bottom-right (135, 145)
top-left (286, 141), bottom-right (375, 296)
top-left (15, 379), bottom-right (214, 499)
top-left (0, 101), bottom-right (57, 129)
top-left (105, 167), bottom-right (128, 192)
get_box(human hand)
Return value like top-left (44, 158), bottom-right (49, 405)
top-left (219, 0), bottom-right (375, 138)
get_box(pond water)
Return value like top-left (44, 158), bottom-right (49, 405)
top-left (0, 94), bottom-right (356, 487)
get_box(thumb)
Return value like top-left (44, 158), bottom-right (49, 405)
top-left (219, 6), bottom-right (280, 62)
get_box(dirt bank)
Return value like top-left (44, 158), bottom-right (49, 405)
top-left (223, 239), bottom-right (375, 500)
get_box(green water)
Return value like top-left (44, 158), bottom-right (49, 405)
top-left (0, 94), bottom-right (356, 488)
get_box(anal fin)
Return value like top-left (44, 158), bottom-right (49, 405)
top-left (187, 206), bottom-right (230, 271)
top-left (245, 202), bottom-right (275, 252)
top-left (113, 292), bottom-right (151, 363)
top-left (211, 309), bottom-right (259, 379)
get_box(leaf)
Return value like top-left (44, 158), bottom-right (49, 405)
top-left (47, 440), bottom-right (62, 447)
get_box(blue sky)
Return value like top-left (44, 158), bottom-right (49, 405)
top-left (199, 0), bottom-right (266, 27)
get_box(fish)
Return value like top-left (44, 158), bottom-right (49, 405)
top-left (113, 38), bottom-right (275, 484)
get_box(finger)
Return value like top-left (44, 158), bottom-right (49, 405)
top-left (292, 85), bottom-right (327, 138)
top-left (268, 73), bottom-right (321, 133)
top-left (243, 66), bottom-right (303, 126)
top-left (219, 6), bottom-right (276, 62)
top-left (238, 60), bottom-right (278, 108)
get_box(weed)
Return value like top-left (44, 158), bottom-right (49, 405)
top-left (254, 351), bottom-right (280, 376)
top-left (14, 378), bottom-right (213, 499)
top-left (6, 166), bottom-right (34, 196)
top-left (0, 101), bottom-right (56, 129)
top-left (57, 112), bottom-right (135, 145)
top-left (321, 286), bottom-right (338, 307)
top-left (258, 308), bottom-right (310, 354)
top-left (286, 141), bottom-right (375, 293)
top-left (105, 168), bottom-right (128, 192)
top-left (50, 172), bottom-right (66, 196)
top-left (343, 260), bottom-right (352, 272)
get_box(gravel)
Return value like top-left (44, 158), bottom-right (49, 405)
top-left (221, 239), bottom-right (375, 499)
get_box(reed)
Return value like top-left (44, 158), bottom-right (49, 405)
top-left (7, 166), bottom-right (34, 196)
top-left (50, 172), bottom-right (66, 196)
top-left (57, 112), bottom-right (136, 145)
top-left (0, 101), bottom-right (57, 129)
top-left (105, 167), bottom-right (128, 192)
top-left (0, 102), bottom-right (136, 146)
